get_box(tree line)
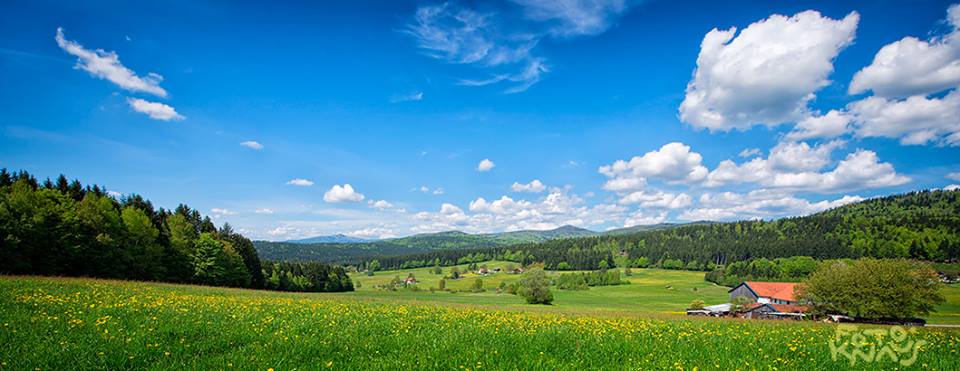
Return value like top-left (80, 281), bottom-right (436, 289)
top-left (356, 189), bottom-right (960, 272)
top-left (0, 169), bottom-right (352, 292)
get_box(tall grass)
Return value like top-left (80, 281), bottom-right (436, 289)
top-left (1, 276), bottom-right (957, 370)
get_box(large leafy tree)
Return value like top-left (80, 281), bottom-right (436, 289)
top-left (797, 259), bottom-right (945, 320)
top-left (120, 206), bottom-right (165, 280)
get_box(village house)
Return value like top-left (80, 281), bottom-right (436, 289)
top-left (728, 281), bottom-right (808, 320)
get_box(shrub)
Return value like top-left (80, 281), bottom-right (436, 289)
top-left (518, 268), bottom-right (553, 305)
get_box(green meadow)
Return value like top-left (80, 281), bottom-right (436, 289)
top-left (346, 262), bottom-right (960, 324)
top-left (2, 276), bottom-right (959, 370)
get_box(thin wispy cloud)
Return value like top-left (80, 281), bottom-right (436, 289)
top-left (55, 27), bottom-right (168, 97)
top-left (390, 91), bottom-right (424, 103)
top-left (510, 0), bottom-right (629, 37)
top-left (405, 1), bottom-right (628, 93)
top-left (286, 178), bottom-right (314, 186)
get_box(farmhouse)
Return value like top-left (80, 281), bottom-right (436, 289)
top-left (728, 281), bottom-right (808, 320)
top-left (728, 281), bottom-right (800, 305)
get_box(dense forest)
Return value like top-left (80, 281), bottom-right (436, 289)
top-left (356, 190), bottom-right (960, 272)
top-left (0, 169), bottom-right (352, 292)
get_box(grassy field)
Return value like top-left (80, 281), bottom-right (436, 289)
top-left (1, 276), bottom-right (959, 370)
top-left (347, 262), bottom-right (960, 324)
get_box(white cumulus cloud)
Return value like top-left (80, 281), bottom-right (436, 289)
top-left (679, 10), bottom-right (858, 131)
top-left (679, 189), bottom-right (864, 221)
top-left (599, 142), bottom-right (708, 192)
top-left (849, 4), bottom-right (960, 98)
top-left (55, 27), bottom-right (168, 97)
top-left (511, 179), bottom-right (547, 193)
top-left (618, 190), bottom-right (692, 209)
top-left (324, 184), bottom-right (365, 203)
top-left (368, 199), bottom-right (394, 210)
top-left (477, 158), bottom-right (496, 172)
top-left (848, 89), bottom-right (960, 146)
top-left (240, 141), bottom-right (263, 150)
top-left (706, 145), bottom-right (910, 193)
top-left (786, 110), bottom-right (853, 141)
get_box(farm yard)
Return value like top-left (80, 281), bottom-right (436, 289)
top-left (2, 275), bottom-right (959, 370)
top-left (349, 262), bottom-right (960, 325)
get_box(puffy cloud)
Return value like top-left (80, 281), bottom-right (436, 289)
top-left (618, 190), bottom-right (692, 209)
top-left (624, 210), bottom-right (668, 227)
top-left (707, 144), bottom-right (909, 192)
top-left (240, 141), bottom-right (263, 150)
top-left (767, 140), bottom-right (844, 172)
top-left (847, 90), bottom-right (960, 146)
top-left (286, 178), bottom-right (314, 187)
top-left (477, 158), bottom-right (496, 171)
top-left (55, 27), bottom-right (167, 97)
top-left (126, 98), bottom-right (184, 121)
top-left (786, 110), bottom-right (853, 141)
top-left (849, 4), bottom-right (960, 98)
top-left (433, 187), bottom-right (445, 195)
top-left (368, 199), bottom-right (394, 210)
top-left (413, 189), bottom-right (621, 234)
top-left (679, 10), bottom-right (858, 131)
top-left (511, 179), bottom-right (547, 193)
top-left (323, 184), bottom-right (365, 203)
top-left (599, 142), bottom-right (708, 191)
top-left (510, 0), bottom-right (629, 37)
top-left (254, 208), bottom-right (274, 214)
top-left (945, 184), bottom-right (960, 191)
top-left (469, 195), bottom-right (534, 214)
top-left (705, 149), bottom-right (910, 193)
top-left (738, 148), bottom-right (762, 157)
top-left (679, 189), bottom-right (864, 221)
top-left (948, 172), bottom-right (960, 181)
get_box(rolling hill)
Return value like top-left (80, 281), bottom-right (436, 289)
top-left (254, 225), bottom-right (598, 262)
top-left (284, 234), bottom-right (371, 244)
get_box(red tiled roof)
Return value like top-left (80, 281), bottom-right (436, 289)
top-left (744, 281), bottom-right (798, 302)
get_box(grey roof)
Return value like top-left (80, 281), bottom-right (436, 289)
top-left (704, 303), bottom-right (732, 312)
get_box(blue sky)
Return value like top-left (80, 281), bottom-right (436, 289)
top-left (2, 0), bottom-right (959, 240)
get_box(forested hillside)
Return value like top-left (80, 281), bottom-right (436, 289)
top-left (0, 169), bottom-right (352, 292)
top-left (358, 190), bottom-right (960, 271)
top-left (254, 225), bottom-right (597, 262)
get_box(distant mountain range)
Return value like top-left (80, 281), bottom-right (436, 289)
top-left (254, 224), bottom-right (687, 262)
top-left (283, 234), bottom-right (371, 244)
